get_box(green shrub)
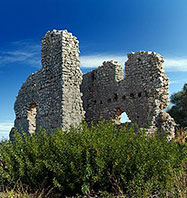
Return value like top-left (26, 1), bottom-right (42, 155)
top-left (0, 120), bottom-right (186, 197)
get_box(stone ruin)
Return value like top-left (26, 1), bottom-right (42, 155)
top-left (10, 29), bottom-right (176, 139)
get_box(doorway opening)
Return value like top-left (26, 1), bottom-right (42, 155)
top-left (113, 108), bottom-right (131, 124)
top-left (120, 112), bottom-right (131, 123)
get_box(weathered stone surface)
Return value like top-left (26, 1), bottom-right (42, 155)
top-left (81, 52), bottom-right (175, 136)
top-left (11, 30), bottom-right (85, 136)
top-left (10, 30), bottom-right (176, 138)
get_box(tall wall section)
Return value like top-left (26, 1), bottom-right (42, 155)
top-left (11, 30), bottom-right (84, 136)
top-left (60, 31), bottom-right (85, 128)
top-left (10, 29), bottom-right (175, 138)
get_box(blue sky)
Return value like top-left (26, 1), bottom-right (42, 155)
top-left (0, 0), bottom-right (187, 139)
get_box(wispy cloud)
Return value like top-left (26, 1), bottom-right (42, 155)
top-left (170, 80), bottom-right (185, 84)
top-left (1, 40), bottom-right (187, 72)
top-left (165, 58), bottom-right (187, 71)
top-left (0, 40), bottom-right (41, 67)
top-left (80, 54), bottom-right (187, 72)
top-left (0, 121), bottom-right (13, 140)
top-left (80, 54), bottom-right (126, 68)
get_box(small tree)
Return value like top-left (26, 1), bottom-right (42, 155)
top-left (167, 83), bottom-right (187, 127)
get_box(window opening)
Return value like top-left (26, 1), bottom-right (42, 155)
top-left (27, 103), bottom-right (37, 135)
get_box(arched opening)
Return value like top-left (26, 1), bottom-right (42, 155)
top-left (113, 108), bottom-right (131, 124)
top-left (120, 112), bottom-right (131, 123)
top-left (27, 103), bottom-right (37, 135)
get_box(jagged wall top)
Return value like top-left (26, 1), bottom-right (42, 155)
top-left (10, 29), bottom-right (176, 139)
top-left (81, 50), bottom-right (175, 137)
top-left (10, 29), bottom-right (85, 138)
top-left (41, 29), bottom-right (80, 70)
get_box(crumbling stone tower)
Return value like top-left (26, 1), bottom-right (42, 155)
top-left (11, 30), bottom-right (85, 136)
top-left (10, 29), bottom-right (176, 138)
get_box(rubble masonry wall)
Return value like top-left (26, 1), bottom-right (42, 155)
top-left (81, 52), bottom-right (175, 136)
top-left (10, 30), bottom-right (175, 138)
top-left (11, 30), bottom-right (85, 136)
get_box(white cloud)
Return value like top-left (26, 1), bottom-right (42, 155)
top-left (0, 41), bottom-right (41, 68)
top-left (165, 58), bottom-right (187, 72)
top-left (0, 121), bottom-right (13, 134)
top-left (0, 121), bottom-right (13, 140)
top-left (1, 40), bottom-right (187, 72)
top-left (80, 54), bottom-right (126, 68)
top-left (170, 80), bottom-right (184, 84)
top-left (80, 54), bottom-right (187, 72)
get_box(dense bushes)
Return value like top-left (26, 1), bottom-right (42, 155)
top-left (167, 82), bottom-right (187, 127)
top-left (0, 120), bottom-right (186, 197)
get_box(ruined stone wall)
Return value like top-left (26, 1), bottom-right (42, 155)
top-left (11, 29), bottom-right (175, 138)
top-left (81, 52), bottom-right (175, 136)
top-left (11, 30), bottom-right (85, 136)
top-left (81, 61), bottom-right (124, 124)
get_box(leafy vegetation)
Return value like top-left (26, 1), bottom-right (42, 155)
top-left (168, 82), bottom-right (187, 127)
top-left (0, 121), bottom-right (186, 197)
